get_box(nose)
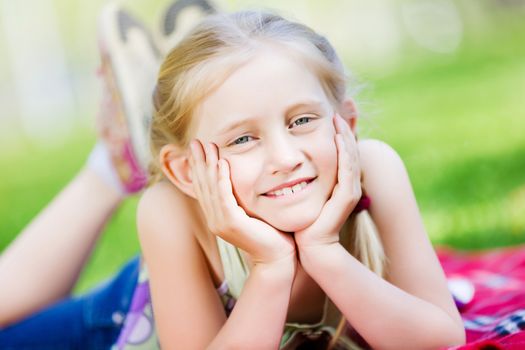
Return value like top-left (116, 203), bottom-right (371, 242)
top-left (264, 132), bottom-right (304, 175)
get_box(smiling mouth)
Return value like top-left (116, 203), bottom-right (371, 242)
top-left (263, 178), bottom-right (316, 197)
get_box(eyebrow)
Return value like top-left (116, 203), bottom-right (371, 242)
top-left (216, 117), bottom-right (260, 137)
top-left (215, 100), bottom-right (325, 136)
top-left (286, 100), bottom-right (325, 115)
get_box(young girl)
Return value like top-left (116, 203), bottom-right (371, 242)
top-left (121, 9), bottom-right (466, 350)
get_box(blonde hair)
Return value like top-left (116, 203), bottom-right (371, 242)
top-left (149, 10), bottom-right (386, 348)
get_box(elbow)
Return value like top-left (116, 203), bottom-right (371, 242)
top-left (425, 307), bottom-right (466, 349)
top-left (208, 339), bottom-right (278, 350)
top-left (422, 319), bottom-right (466, 350)
top-left (207, 335), bottom-right (279, 350)
top-left (441, 324), bottom-right (466, 348)
top-left (424, 320), bottom-right (466, 350)
top-left (434, 312), bottom-right (466, 348)
top-left (374, 319), bottom-right (466, 350)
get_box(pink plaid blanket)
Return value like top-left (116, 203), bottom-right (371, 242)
top-left (438, 244), bottom-right (525, 350)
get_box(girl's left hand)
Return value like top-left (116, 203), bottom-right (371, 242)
top-left (294, 114), bottom-right (362, 249)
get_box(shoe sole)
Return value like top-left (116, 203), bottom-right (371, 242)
top-left (98, 3), bottom-right (160, 173)
top-left (158, 0), bottom-right (217, 54)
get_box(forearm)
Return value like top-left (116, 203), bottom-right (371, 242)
top-left (299, 243), bottom-right (465, 350)
top-left (208, 257), bottom-right (296, 350)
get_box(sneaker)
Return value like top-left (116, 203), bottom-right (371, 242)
top-left (97, 2), bottom-right (160, 193)
top-left (158, 0), bottom-right (217, 54)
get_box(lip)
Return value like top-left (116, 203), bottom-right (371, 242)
top-left (262, 177), bottom-right (317, 196)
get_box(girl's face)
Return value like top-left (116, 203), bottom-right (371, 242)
top-left (193, 49), bottom-right (338, 232)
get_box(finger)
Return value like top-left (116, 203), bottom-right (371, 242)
top-left (333, 115), bottom-right (359, 173)
top-left (333, 113), bottom-right (342, 134)
top-left (204, 142), bottom-right (219, 168)
top-left (327, 134), bottom-right (360, 219)
top-left (340, 131), bottom-right (361, 192)
top-left (217, 159), bottom-right (245, 222)
top-left (194, 140), bottom-right (213, 190)
top-left (190, 140), bottom-right (207, 195)
top-left (334, 114), bottom-right (358, 150)
top-left (204, 142), bottom-right (219, 192)
top-left (339, 133), bottom-right (361, 199)
top-left (333, 114), bottom-right (348, 135)
top-left (303, 121), bottom-right (361, 234)
top-left (334, 134), bottom-right (353, 198)
top-left (340, 137), bottom-right (361, 208)
top-left (205, 143), bottom-right (225, 222)
top-left (190, 155), bottom-right (215, 224)
top-left (189, 140), bottom-right (203, 195)
top-left (190, 140), bottom-right (216, 221)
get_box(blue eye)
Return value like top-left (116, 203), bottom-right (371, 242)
top-left (291, 116), bottom-right (312, 128)
top-left (232, 135), bottom-right (252, 145)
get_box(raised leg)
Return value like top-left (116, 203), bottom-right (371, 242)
top-left (0, 166), bottom-right (123, 327)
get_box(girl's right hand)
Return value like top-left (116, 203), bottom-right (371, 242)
top-left (189, 140), bottom-right (296, 266)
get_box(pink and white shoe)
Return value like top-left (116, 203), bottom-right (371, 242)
top-left (157, 0), bottom-right (217, 54)
top-left (95, 1), bottom-right (216, 193)
top-left (96, 2), bottom-right (160, 193)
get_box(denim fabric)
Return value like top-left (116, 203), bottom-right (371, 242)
top-left (0, 256), bottom-right (140, 350)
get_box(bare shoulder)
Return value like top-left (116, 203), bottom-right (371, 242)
top-left (357, 139), bottom-right (463, 326)
top-left (357, 139), bottom-right (408, 193)
top-left (358, 139), bottom-right (404, 172)
top-left (137, 181), bottom-right (194, 239)
top-left (136, 181), bottom-right (199, 277)
top-left (137, 182), bottom-right (226, 347)
top-left (356, 138), bottom-right (413, 237)
top-left (138, 181), bottom-right (191, 217)
top-left (356, 138), bottom-right (418, 238)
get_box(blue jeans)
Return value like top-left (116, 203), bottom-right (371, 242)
top-left (0, 256), bottom-right (140, 350)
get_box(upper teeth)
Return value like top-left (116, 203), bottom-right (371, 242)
top-left (267, 181), bottom-right (308, 197)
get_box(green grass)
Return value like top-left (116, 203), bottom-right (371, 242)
top-left (1, 14), bottom-right (524, 293)
top-left (357, 19), bottom-right (525, 250)
top-left (0, 133), bottom-right (141, 293)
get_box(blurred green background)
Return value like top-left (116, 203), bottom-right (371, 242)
top-left (0, 0), bottom-right (524, 293)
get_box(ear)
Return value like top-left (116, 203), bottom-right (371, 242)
top-left (339, 98), bottom-right (358, 133)
top-left (160, 143), bottom-right (197, 199)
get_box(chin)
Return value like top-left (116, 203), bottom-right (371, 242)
top-left (262, 209), bottom-right (320, 233)
top-left (241, 196), bottom-right (326, 232)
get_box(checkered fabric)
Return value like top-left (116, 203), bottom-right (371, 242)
top-left (439, 245), bottom-right (525, 349)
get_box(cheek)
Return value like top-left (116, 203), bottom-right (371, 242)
top-left (310, 129), bottom-right (338, 188)
top-left (227, 157), bottom-right (260, 210)
top-left (318, 141), bottom-right (337, 174)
